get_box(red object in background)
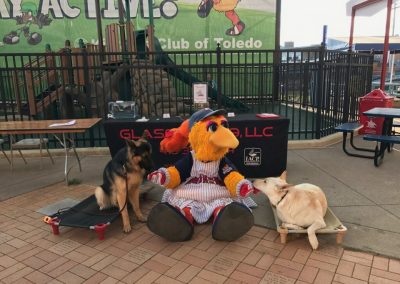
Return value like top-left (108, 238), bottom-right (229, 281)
top-left (359, 89), bottom-right (394, 134)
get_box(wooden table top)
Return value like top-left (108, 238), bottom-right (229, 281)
top-left (0, 118), bottom-right (102, 135)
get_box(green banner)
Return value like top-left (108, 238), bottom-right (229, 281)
top-left (0, 0), bottom-right (276, 53)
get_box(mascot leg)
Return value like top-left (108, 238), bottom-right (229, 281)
top-left (212, 202), bottom-right (254, 241)
top-left (147, 203), bottom-right (194, 242)
top-left (225, 11), bottom-right (245, 36)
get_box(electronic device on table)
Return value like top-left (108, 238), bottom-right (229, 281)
top-left (108, 101), bottom-right (139, 119)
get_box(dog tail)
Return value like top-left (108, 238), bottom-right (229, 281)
top-left (95, 186), bottom-right (112, 210)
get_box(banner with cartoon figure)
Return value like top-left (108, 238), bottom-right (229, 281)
top-left (0, 0), bottom-right (276, 53)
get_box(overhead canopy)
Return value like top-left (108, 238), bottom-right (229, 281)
top-left (347, 0), bottom-right (393, 90)
top-left (329, 36), bottom-right (400, 51)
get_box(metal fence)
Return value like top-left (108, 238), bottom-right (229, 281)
top-left (0, 44), bottom-right (373, 148)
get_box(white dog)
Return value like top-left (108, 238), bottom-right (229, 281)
top-left (253, 171), bottom-right (328, 249)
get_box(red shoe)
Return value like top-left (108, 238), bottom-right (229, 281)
top-left (181, 207), bottom-right (194, 225)
top-left (212, 206), bottom-right (224, 222)
top-left (225, 21), bottom-right (245, 36)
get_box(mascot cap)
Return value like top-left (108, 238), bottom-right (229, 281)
top-left (189, 108), bottom-right (226, 130)
top-left (21, 2), bottom-right (38, 16)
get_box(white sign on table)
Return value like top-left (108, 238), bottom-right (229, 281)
top-left (193, 83), bottom-right (208, 104)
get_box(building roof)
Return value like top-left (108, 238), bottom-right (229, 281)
top-left (328, 36), bottom-right (400, 51)
top-left (331, 36), bottom-right (400, 44)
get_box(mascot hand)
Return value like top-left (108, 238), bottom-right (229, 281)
top-left (160, 129), bottom-right (189, 153)
top-left (147, 170), bottom-right (166, 185)
top-left (239, 182), bottom-right (260, 197)
top-left (160, 119), bottom-right (189, 154)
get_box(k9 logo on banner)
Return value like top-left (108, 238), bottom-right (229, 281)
top-left (244, 148), bottom-right (261, 166)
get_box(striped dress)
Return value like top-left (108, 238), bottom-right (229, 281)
top-left (162, 151), bottom-right (257, 224)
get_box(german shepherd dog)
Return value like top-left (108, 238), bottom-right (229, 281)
top-left (95, 138), bottom-right (153, 233)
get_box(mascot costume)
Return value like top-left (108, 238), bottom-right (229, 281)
top-left (147, 108), bottom-right (257, 242)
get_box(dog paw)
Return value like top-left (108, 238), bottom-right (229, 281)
top-left (123, 224), bottom-right (132, 233)
top-left (137, 215), bottom-right (147, 223)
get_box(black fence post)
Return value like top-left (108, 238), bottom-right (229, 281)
top-left (0, 69), bottom-right (7, 122)
top-left (216, 43), bottom-right (222, 109)
top-left (82, 47), bottom-right (92, 119)
top-left (367, 49), bottom-right (374, 93)
top-left (342, 50), bottom-right (352, 123)
top-left (82, 47), bottom-right (96, 147)
top-left (64, 41), bottom-right (74, 87)
top-left (272, 50), bottom-right (280, 101)
top-left (316, 43), bottom-right (325, 139)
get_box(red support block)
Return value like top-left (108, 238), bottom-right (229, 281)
top-left (48, 218), bottom-right (60, 235)
top-left (94, 223), bottom-right (108, 240)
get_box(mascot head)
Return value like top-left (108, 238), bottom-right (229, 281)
top-left (188, 108), bottom-right (239, 162)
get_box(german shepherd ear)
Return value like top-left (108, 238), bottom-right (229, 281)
top-left (141, 131), bottom-right (148, 140)
top-left (125, 139), bottom-right (137, 148)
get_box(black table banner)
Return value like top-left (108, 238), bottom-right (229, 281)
top-left (103, 114), bottom-right (289, 178)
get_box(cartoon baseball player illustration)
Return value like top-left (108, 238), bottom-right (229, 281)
top-left (197, 0), bottom-right (245, 36)
top-left (3, 2), bottom-right (52, 45)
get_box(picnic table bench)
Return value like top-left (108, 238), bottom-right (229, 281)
top-left (335, 108), bottom-right (400, 167)
top-left (363, 134), bottom-right (400, 166)
top-left (334, 122), bottom-right (375, 159)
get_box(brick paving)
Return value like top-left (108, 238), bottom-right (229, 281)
top-left (0, 183), bottom-right (399, 284)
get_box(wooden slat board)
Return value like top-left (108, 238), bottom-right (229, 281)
top-left (35, 87), bottom-right (64, 114)
top-left (126, 22), bottom-right (136, 53)
top-left (23, 56), bottom-right (58, 116)
top-left (105, 23), bottom-right (122, 62)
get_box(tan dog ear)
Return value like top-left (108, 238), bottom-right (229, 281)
top-left (279, 171), bottom-right (287, 181)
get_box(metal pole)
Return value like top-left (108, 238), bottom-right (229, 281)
top-left (125, 0), bottom-right (131, 21)
top-left (389, 1), bottom-right (397, 85)
top-left (118, 0), bottom-right (127, 55)
top-left (216, 43), bottom-right (222, 108)
top-left (148, 0), bottom-right (154, 27)
top-left (322, 25), bottom-right (328, 46)
top-left (147, 0), bottom-right (155, 54)
top-left (343, 50), bottom-right (352, 123)
top-left (349, 0), bottom-right (384, 51)
top-left (380, 0), bottom-right (393, 90)
top-left (349, 9), bottom-right (356, 51)
top-left (275, 0), bottom-right (281, 51)
top-left (273, 0), bottom-right (281, 101)
top-left (316, 43), bottom-right (325, 139)
top-left (94, 0), bottom-right (104, 57)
